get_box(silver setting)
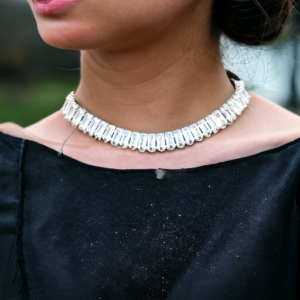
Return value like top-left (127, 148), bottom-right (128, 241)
top-left (62, 78), bottom-right (251, 153)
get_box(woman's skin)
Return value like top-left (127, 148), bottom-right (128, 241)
top-left (1, 0), bottom-right (300, 169)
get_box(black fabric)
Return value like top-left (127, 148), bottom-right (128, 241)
top-left (0, 131), bottom-right (300, 300)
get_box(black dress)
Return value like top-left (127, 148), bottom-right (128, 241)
top-left (0, 131), bottom-right (299, 300)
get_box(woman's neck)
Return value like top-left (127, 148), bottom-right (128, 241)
top-left (74, 4), bottom-right (235, 133)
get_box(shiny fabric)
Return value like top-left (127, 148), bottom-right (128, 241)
top-left (0, 131), bottom-right (300, 300)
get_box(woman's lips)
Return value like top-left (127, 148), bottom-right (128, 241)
top-left (34, 0), bottom-right (76, 15)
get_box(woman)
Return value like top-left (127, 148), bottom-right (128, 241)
top-left (0, 0), bottom-right (299, 299)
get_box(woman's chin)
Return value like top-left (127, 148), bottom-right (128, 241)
top-left (37, 24), bottom-right (99, 50)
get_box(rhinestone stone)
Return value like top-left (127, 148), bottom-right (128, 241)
top-left (220, 103), bottom-right (236, 123)
top-left (103, 125), bottom-right (116, 143)
top-left (234, 94), bottom-right (247, 109)
top-left (241, 90), bottom-right (250, 104)
top-left (71, 108), bottom-right (85, 126)
top-left (173, 130), bottom-right (185, 148)
top-left (120, 130), bottom-right (132, 149)
top-left (65, 101), bottom-right (78, 121)
top-left (212, 110), bottom-right (228, 129)
top-left (65, 91), bottom-right (74, 101)
top-left (147, 134), bottom-right (156, 153)
top-left (156, 133), bottom-right (166, 152)
top-left (228, 98), bottom-right (242, 115)
top-left (138, 133), bottom-right (148, 153)
top-left (197, 119), bottom-right (212, 137)
top-left (62, 99), bottom-right (71, 115)
top-left (205, 115), bottom-right (219, 134)
top-left (79, 113), bottom-right (93, 133)
top-left (236, 94), bottom-right (247, 107)
top-left (165, 132), bottom-right (176, 150)
top-left (129, 132), bottom-right (140, 150)
top-left (95, 121), bottom-right (108, 140)
top-left (189, 123), bottom-right (203, 141)
top-left (110, 128), bottom-right (124, 146)
top-left (87, 117), bottom-right (100, 137)
top-left (182, 127), bottom-right (194, 145)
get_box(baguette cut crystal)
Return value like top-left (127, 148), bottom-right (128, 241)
top-left (205, 116), bottom-right (219, 134)
top-left (182, 127), bottom-right (194, 145)
top-left (165, 132), bottom-right (176, 150)
top-left (65, 102), bottom-right (78, 121)
top-left (197, 119), bottom-right (212, 137)
top-left (173, 130), bottom-right (185, 148)
top-left (212, 110), bottom-right (228, 129)
top-left (147, 134), bottom-right (156, 153)
top-left (220, 103), bottom-right (236, 123)
top-left (189, 123), bottom-right (203, 141)
top-left (120, 130), bottom-right (132, 149)
top-left (87, 117), bottom-right (100, 136)
top-left (138, 133), bottom-right (148, 152)
top-left (129, 132), bottom-right (140, 150)
top-left (111, 128), bottom-right (124, 146)
top-left (72, 108), bottom-right (85, 126)
top-left (79, 113), bottom-right (93, 132)
top-left (62, 99), bottom-right (71, 115)
top-left (103, 125), bottom-right (116, 143)
top-left (234, 95), bottom-right (247, 109)
top-left (228, 98), bottom-right (242, 115)
top-left (236, 94), bottom-right (247, 107)
top-left (241, 90), bottom-right (250, 104)
top-left (94, 121), bottom-right (108, 140)
top-left (156, 133), bottom-right (166, 152)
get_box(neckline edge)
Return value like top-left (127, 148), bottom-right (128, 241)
top-left (1, 131), bottom-right (300, 174)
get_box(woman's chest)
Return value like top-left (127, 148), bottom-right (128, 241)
top-left (18, 159), bottom-right (300, 299)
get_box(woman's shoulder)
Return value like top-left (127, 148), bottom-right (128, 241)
top-left (0, 122), bottom-right (32, 141)
top-left (0, 122), bottom-right (26, 152)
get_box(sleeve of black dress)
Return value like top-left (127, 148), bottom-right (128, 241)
top-left (0, 132), bottom-right (24, 300)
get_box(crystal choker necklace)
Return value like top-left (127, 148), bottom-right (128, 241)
top-left (61, 78), bottom-right (251, 153)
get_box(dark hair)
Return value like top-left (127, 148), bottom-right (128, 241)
top-left (213, 0), bottom-right (296, 46)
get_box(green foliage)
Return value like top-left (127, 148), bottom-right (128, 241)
top-left (0, 78), bottom-right (78, 127)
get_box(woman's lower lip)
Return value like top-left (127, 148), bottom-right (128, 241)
top-left (34, 0), bottom-right (76, 15)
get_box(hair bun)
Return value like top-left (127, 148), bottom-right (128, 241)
top-left (213, 0), bottom-right (295, 46)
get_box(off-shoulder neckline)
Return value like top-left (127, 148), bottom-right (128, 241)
top-left (1, 131), bottom-right (300, 174)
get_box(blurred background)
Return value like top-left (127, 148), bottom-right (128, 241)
top-left (0, 0), bottom-right (299, 127)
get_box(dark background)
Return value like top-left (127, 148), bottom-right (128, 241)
top-left (0, 0), bottom-right (299, 127)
